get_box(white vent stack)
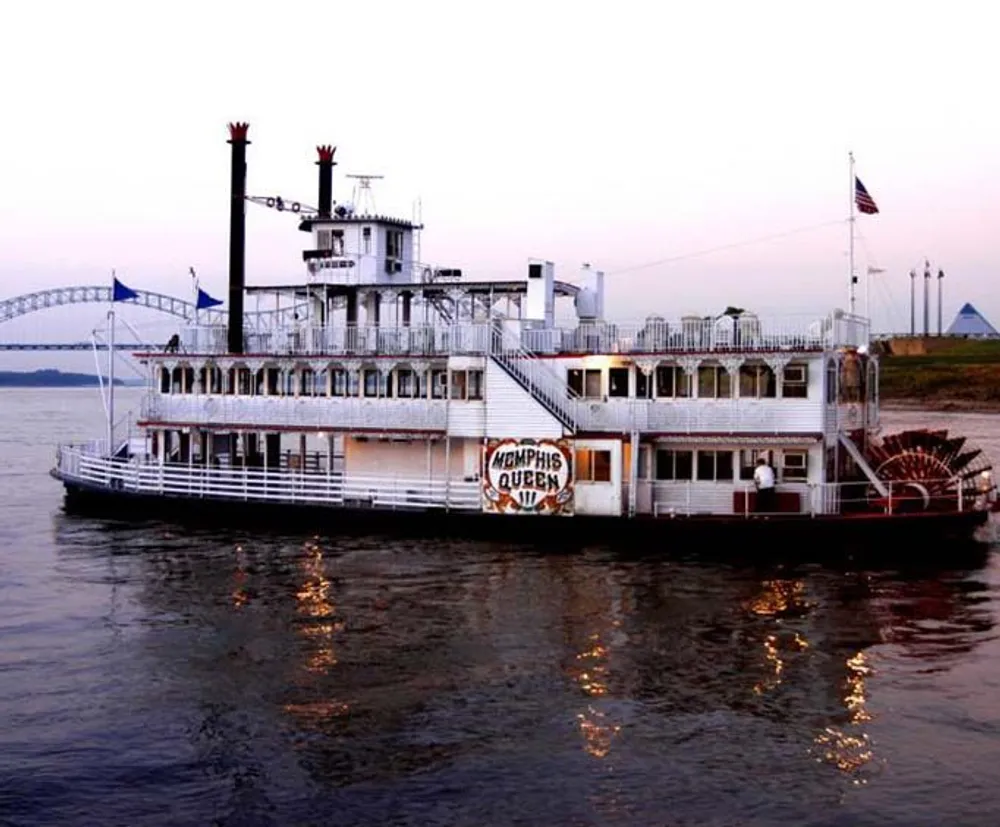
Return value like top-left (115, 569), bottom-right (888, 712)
top-left (574, 263), bottom-right (605, 322)
top-left (525, 259), bottom-right (555, 325)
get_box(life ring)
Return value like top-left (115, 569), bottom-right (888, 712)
top-left (291, 202), bottom-right (301, 213)
top-left (265, 197), bottom-right (275, 208)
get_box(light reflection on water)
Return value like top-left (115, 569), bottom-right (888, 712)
top-left (1, 390), bottom-right (1000, 825)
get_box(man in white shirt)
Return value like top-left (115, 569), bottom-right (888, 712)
top-left (753, 457), bottom-right (776, 514)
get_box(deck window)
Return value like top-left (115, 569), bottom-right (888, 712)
top-left (739, 364), bottom-right (776, 398)
top-left (696, 450), bottom-right (734, 482)
top-left (576, 448), bottom-right (612, 482)
top-left (609, 367), bottom-right (629, 398)
top-left (160, 367), bottom-right (170, 393)
top-left (431, 369), bottom-right (448, 399)
top-left (638, 445), bottom-right (651, 479)
top-left (826, 359), bottom-right (838, 404)
top-left (655, 365), bottom-right (691, 398)
top-left (636, 369), bottom-right (651, 399)
top-left (782, 450), bottom-right (808, 481)
top-left (697, 365), bottom-right (732, 399)
top-left (300, 368), bottom-right (315, 397)
top-left (467, 369), bottom-right (483, 400)
top-left (236, 368), bottom-right (252, 395)
top-left (782, 363), bottom-right (808, 398)
top-left (363, 369), bottom-right (380, 397)
top-left (331, 369), bottom-right (347, 397)
top-left (568, 368), bottom-right (602, 399)
top-left (265, 368), bottom-right (280, 395)
top-left (450, 370), bottom-right (467, 400)
top-left (739, 449), bottom-right (773, 480)
top-left (396, 369), bottom-right (416, 398)
top-left (655, 449), bottom-right (694, 481)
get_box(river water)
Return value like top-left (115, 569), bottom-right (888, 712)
top-left (2, 388), bottom-right (1000, 826)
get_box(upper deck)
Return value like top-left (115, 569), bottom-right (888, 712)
top-left (164, 311), bottom-right (869, 360)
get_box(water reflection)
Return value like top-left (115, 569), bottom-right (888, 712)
top-left (60, 524), bottom-right (996, 808)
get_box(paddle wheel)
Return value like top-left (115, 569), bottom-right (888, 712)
top-left (846, 428), bottom-right (995, 513)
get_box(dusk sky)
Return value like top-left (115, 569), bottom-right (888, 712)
top-left (1, 0), bottom-right (997, 370)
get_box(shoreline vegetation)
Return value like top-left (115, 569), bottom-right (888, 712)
top-left (876, 336), bottom-right (1000, 414)
top-left (0, 369), bottom-right (139, 388)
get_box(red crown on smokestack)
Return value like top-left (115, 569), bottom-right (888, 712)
top-left (227, 122), bottom-right (250, 142)
top-left (316, 145), bottom-right (337, 163)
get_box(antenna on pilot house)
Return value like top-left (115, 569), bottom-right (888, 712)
top-left (345, 174), bottom-right (383, 216)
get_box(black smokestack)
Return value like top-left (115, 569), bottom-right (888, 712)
top-left (227, 122), bottom-right (250, 354)
top-left (316, 144), bottom-right (336, 218)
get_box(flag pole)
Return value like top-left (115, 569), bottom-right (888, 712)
top-left (848, 151), bottom-right (856, 316)
top-left (108, 270), bottom-right (116, 458)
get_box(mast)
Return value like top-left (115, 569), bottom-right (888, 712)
top-left (107, 301), bottom-right (115, 457)
top-left (848, 151), bottom-right (856, 315)
top-left (937, 268), bottom-right (944, 335)
top-left (923, 259), bottom-right (931, 336)
top-left (909, 269), bottom-right (916, 335)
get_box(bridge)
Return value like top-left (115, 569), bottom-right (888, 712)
top-left (0, 284), bottom-right (305, 351)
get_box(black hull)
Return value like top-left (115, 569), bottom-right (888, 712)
top-left (57, 477), bottom-right (994, 561)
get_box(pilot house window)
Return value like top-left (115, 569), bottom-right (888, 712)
top-left (385, 229), bottom-right (404, 273)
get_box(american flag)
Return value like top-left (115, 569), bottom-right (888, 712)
top-left (855, 177), bottom-right (879, 214)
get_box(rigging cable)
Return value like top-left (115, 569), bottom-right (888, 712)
top-left (605, 218), bottom-right (848, 276)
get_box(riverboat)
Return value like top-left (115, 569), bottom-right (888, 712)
top-left (51, 123), bottom-right (999, 546)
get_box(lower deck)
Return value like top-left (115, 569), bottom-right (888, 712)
top-left (56, 426), bottom-right (984, 520)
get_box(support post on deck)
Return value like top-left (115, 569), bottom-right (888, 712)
top-left (628, 430), bottom-right (638, 518)
top-left (444, 435), bottom-right (451, 511)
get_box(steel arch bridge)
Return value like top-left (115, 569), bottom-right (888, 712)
top-left (0, 285), bottom-right (305, 328)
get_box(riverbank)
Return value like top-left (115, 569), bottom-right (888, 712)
top-left (881, 399), bottom-right (1000, 414)
top-left (877, 337), bottom-right (1000, 413)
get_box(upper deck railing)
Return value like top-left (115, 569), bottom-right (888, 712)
top-left (165, 312), bottom-right (869, 359)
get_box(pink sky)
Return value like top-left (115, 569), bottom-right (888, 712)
top-left (1, 0), bottom-right (997, 369)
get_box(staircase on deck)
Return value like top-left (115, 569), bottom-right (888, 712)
top-left (487, 320), bottom-right (579, 432)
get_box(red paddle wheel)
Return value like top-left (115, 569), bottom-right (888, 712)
top-left (846, 429), bottom-right (995, 513)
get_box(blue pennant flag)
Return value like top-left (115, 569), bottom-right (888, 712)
top-left (112, 277), bottom-right (139, 302)
top-left (196, 287), bottom-right (224, 310)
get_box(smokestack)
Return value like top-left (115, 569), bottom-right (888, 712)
top-left (937, 269), bottom-right (944, 336)
top-left (227, 122), bottom-right (250, 354)
top-left (923, 260), bottom-right (931, 336)
top-left (316, 145), bottom-right (336, 218)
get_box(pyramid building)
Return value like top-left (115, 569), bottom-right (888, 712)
top-left (946, 303), bottom-right (1000, 338)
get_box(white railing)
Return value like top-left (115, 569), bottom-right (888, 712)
top-left (172, 312), bottom-right (869, 359)
top-left (645, 477), bottom-right (982, 517)
top-left (56, 443), bottom-right (991, 518)
top-left (180, 324), bottom-right (490, 357)
top-left (55, 445), bottom-right (481, 511)
top-left (141, 394), bottom-right (448, 431)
